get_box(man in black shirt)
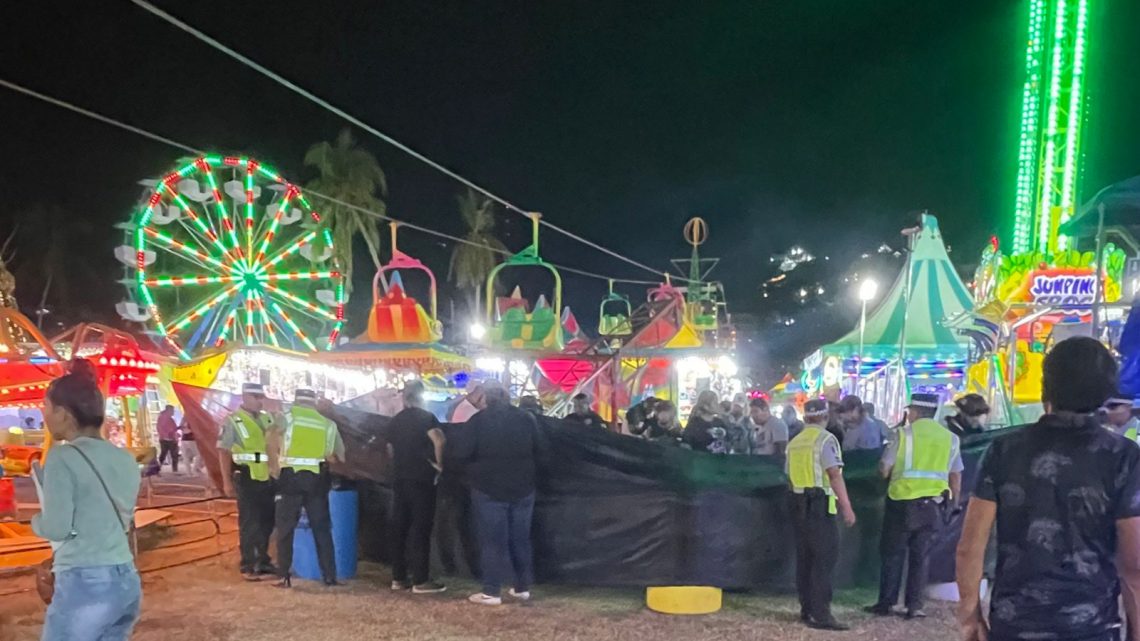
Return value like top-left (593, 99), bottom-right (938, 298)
top-left (386, 381), bottom-right (446, 594)
top-left (565, 392), bottom-right (608, 429)
top-left (957, 337), bottom-right (1140, 641)
top-left (446, 381), bottom-right (547, 606)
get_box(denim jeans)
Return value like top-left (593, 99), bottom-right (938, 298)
top-left (42, 563), bottom-right (141, 641)
top-left (471, 490), bottom-right (535, 597)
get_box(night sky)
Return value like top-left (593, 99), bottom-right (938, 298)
top-left (1, 1), bottom-right (1139, 379)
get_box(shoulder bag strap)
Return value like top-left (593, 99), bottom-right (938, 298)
top-left (65, 444), bottom-right (130, 535)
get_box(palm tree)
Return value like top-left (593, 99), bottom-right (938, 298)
top-left (448, 189), bottom-right (508, 317)
top-left (303, 129), bottom-right (387, 292)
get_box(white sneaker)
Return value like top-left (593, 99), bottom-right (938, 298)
top-left (508, 588), bottom-right (531, 601)
top-left (468, 592), bottom-right (503, 606)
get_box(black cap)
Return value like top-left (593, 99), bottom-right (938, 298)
top-left (804, 399), bottom-right (829, 418)
top-left (909, 392), bottom-right (940, 409)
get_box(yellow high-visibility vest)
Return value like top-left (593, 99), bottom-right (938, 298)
top-left (229, 409), bottom-right (271, 482)
top-left (888, 418), bottom-right (953, 501)
top-left (281, 405), bottom-right (337, 473)
top-left (787, 426), bottom-right (835, 496)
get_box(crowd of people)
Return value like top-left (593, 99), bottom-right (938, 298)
top-left (29, 336), bottom-right (1140, 640)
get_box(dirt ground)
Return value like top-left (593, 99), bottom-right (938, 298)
top-left (0, 550), bottom-right (960, 641)
top-left (2, 477), bottom-right (961, 640)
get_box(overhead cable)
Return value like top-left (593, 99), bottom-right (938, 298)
top-left (0, 76), bottom-right (659, 287)
top-left (129, 0), bottom-right (675, 282)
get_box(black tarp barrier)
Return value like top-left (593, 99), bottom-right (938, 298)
top-left (327, 404), bottom-right (1014, 589)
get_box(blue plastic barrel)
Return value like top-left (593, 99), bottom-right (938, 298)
top-left (291, 488), bottom-right (359, 581)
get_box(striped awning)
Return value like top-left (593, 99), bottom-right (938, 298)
top-left (824, 215), bottom-right (971, 362)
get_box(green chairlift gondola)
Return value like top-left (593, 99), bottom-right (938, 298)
top-left (484, 213), bottom-right (564, 351)
top-left (598, 279), bottom-right (633, 337)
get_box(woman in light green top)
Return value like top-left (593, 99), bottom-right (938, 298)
top-left (32, 359), bottom-right (141, 641)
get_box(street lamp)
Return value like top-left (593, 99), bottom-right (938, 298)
top-left (856, 279), bottom-right (879, 394)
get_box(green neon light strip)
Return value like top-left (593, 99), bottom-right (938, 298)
top-left (143, 228), bottom-right (229, 272)
top-left (162, 180), bottom-right (233, 262)
top-left (169, 284), bottom-right (240, 331)
top-left (1012, 0), bottom-right (1047, 253)
top-left (243, 294), bottom-right (255, 345)
top-left (270, 302), bottom-right (318, 351)
top-left (144, 275), bottom-right (239, 287)
top-left (214, 308), bottom-right (238, 347)
top-left (264, 283), bottom-right (337, 320)
top-left (245, 164), bottom-right (255, 263)
top-left (201, 160), bottom-right (243, 266)
top-left (265, 231), bottom-right (316, 267)
top-left (1038, 0), bottom-right (1069, 248)
top-left (254, 186), bottom-right (296, 264)
top-left (257, 271), bottom-right (336, 282)
top-left (1057, 0), bottom-right (1089, 250)
top-left (251, 290), bottom-right (279, 348)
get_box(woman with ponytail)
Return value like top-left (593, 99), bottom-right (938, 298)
top-left (32, 359), bottom-right (142, 641)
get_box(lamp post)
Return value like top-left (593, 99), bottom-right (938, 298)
top-left (857, 278), bottom-right (879, 396)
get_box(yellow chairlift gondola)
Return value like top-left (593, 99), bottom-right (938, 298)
top-left (484, 214), bottom-right (563, 351)
top-left (598, 279), bottom-right (633, 337)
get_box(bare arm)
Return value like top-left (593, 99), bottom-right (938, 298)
top-left (825, 466), bottom-right (856, 526)
top-left (956, 497), bottom-right (996, 641)
top-left (427, 428), bottom-right (446, 472)
top-left (949, 471), bottom-right (963, 508)
top-left (1117, 517), bottom-right (1140, 641)
top-left (266, 429), bottom-right (282, 479)
top-left (218, 449), bottom-right (234, 497)
top-left (879, 461), bottom-right (893, 480)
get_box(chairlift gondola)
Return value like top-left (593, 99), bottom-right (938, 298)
top-left (598, 279), bottom-right (632, 337)
top-left (368, 223), bottom-right (443, 344)
top-left (484, 214), bottom-right (563, 350)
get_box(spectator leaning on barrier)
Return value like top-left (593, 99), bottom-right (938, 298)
top-left (387, 381), bottom-right (447, 595)
top-left (565, 393), bottom-right (608, 429)
top-left (945, 394), bottom-right (990, 438)
top-left (445, 381), bottom-right (549, 606)
top-left (746, 397), bottom-right (789, 457)
top-left (957, 337), bottom-right (1140, 641)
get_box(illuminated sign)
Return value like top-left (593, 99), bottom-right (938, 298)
top-left (822, 356), bottom-right (842, 387)
top-left (1028, 273), bottom-right (1096, 305)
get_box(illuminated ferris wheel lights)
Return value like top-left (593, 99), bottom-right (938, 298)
top-left (129, 155), bottom-right (344, 358)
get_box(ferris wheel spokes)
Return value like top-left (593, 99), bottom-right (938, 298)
top-left (128, 154), bottom-right (345, 359)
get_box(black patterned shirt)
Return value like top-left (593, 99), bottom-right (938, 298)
top-left (975, 412), bottom-right (1140, 641)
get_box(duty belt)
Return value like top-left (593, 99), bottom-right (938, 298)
top-left (282, 456), bottom-right (324, 467)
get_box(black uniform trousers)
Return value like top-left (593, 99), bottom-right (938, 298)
top-left (234, 465), bottom-right (276, 573)
top-left (391, 478), bottom-right (438, 585)
top-left (875, 497), bottom-right (939, 611)
top-left (790, 490), bottom-right (839, 623)
top-left (275, 466), bottom-right (336, 582)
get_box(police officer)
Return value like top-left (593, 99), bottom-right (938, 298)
top-left (271, 389), bottom-right (344, 587)
top-left (218, 382), bottom-right (278, 581)
top-left (786, 399), bottom-right (857, 631)
top-left (865, 392), bottom-right (963, 619)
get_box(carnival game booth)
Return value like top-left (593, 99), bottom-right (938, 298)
top-left (814, 215), bottom-right (972, 422)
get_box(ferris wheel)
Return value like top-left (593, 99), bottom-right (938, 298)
top-left (116, 154), bottom-right (346, 360)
